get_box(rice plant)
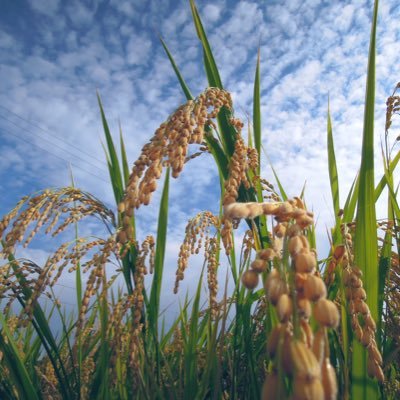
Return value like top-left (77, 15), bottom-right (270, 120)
top-left (0, 0), bottom-right (399, 399)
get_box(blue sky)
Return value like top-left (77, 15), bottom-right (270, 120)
top-left (0, 0), bottom-right (399, 315)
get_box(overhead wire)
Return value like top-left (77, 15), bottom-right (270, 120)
top-left (0, 127), bottom-right (110, 184)
top-left (0, 104), bottom-right (108, 167)
top-left (0, 113), bottom-right (109, 175)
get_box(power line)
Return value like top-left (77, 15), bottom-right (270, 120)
top-left (0, 113), bottom-right (109, 175)
top-left (0, 104), bottom-right (109, 167)
top-left (53, 283), bottom-right (78, 291)
top-left (0, 128), bottom-right (110, 184)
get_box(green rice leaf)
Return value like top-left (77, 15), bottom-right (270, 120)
top-left (0, 314), bottom-right (40, 400)
top-left (160, 37), bottom-right (194, 101)
top-left (253, 47), bottom-right (261, 171)
top-left (342, 173), bottom-right (359, 223)
top-left (119, 124), bottom-right (130, 189)
top-left (189, 0), bottom-right (222, 88)
top-left (327, 99), bottom-right (340, 222)
top-left (2, 249), bottom-right (74, 398)
top-left (149, 169), bottom-right (170, 331)
top-left (374, 150), bottom-right (400, 201)
top-left (352, 1), bottom-right (380, 397)
top-left (97, 92), bottom-right (124, 204)
top-left (189, 0), bottom-right (236, 156)
top-left (184, 267), bottom-right (204, 397)
top-left (266, 153), bottom-right (288, 201)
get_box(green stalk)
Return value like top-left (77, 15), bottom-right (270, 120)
top-left (253, 47), bottom-right (262, 171)
top-left (148, 169), bottom-right (170, 384)
top-left (327, 99), bottom-right (341, 243)
top-left (352, 1), bottom-right (379, 398)
top-left (0, 314), bottom-right (41, 400)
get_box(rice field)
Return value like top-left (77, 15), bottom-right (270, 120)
top-left (0, 0), bottom-right (399, 399)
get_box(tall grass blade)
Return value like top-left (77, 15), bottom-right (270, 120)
top-left (97, 92), bottom-right (124, 204)
top-left (374, 150), bottom-right (400, 201)
top-left (327, 99), bottom-right (341, 242)
top-left (0, 314), bottom-right (40, 400)
top-left (266, 153), bottom-right (288, 201)
top-left (352, 1), bottom-right (379, 398)
top-left (342, 173), bottom-right (359, 223)
top-left (119, 125), bottom-right (130, 188)
top-left (251, 49), bottom-right (269, 247)
top-left (189, 0), bottom-right (236, 156)
top-left (189, 0), bottom-right (222, 88)
top-left (89, 291), bottom-right (111, 400)
top-left (253, 47), bottom-right (261, 171)
top-left (2, 249), bottom-right (73, 398)
top-left (160, 37), bottom-right (194, 100)
top-left (149, 169), bottom-right (170, 334)
top-left (183, 269), bottom-right (204, 398)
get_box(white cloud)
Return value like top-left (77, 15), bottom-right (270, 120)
top-left (66, 1), bottom-right (95, 27)
top-left (28, 0), bottom-right (61, 16)
top-left (125, 34), bottom-right (152, 66)
top-left (203, 4), bottom-right (222, 23)
top-left (0, 31), bottom-right (16, 49)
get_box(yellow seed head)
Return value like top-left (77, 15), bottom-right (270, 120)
top-left (304, 275), bottom-right (327, 302)
top-left (321, 358), bottom-right (338, 400)
top-left (292, 377), bottom-right (324, 400)
top-left (277, 294), bottom-right (293, 323)
top-left (264, 275), bottom-right (288, 305)
top-left (295, 250), bottom-right (317, 273)
top-left (312, 327), bottom-right (326, 365)
top-left (300, 319), bottom-right (314, 348)
top-left (258, 248), bottom-right (277, 261)
top-left (224, 203), bottom-right (252, 219)
top-left (290, 340), bottom-right (321, 380)
top-left (288, 235), bottom-right (309, 256)
top-left (246, 203), bottom-right (264, 218)
top-left (241, 269), bottom-right (259, 289)
top-left (251, 259), bottom-right (267, 273)
top-left (367, 357), bottom-right (385, 382)
top-left (273, 223), bottom-right (287, 238)
top-left (333, 244), bottom-right (346, 260)
top-left (261, 372), bottom-right (281, 400)
top-left (313, 299), bottom-right (340, 328)
top-left (267, 324), bottom-right (290, 359)
top-left (297, 298), bottom-right (312, 319)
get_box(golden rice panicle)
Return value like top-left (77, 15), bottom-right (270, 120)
top-left (118, 88), bottom-right (233, 246)
top-left (385, 82), bottom-right (400, 132)
top-left (264, 270), bottom-right (288, 305)
top-left (174, 211), bottom-right (218, 293)
top-left (261, 371), bottom-right (282, 400)
top-left (252, 177), bottom-right (281, 202)
top-left (220, 215), bottom-right (234, 256)
top-left (247, 147), bottom-right (259, 171)
top-left (21, 242), bottom-right (70, 325)
top-left (76, 236), bottom-right (119, 335)
top-left (241, 269), bottom-right (260, 290)
top-left (221, 196), bottom-right (313, 254)
top-left (241, 229), bottom-right (255, 263)
top-left (253, 199), bottom-right (340, 399)
top-left (340, 224), bottom-right (384, 382)
top-left (107, 292), bottom-right (134, 382)
top-left (206, 237), bottom-right (219, 319)
top-left (0, 188), bottom-right (114, 258)
top-left (324, 243), bottom-right (346, 286)
top-left (220, 130), bottom-right (252, 254)
top-left (128, 237), bottom-right (154, 374)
